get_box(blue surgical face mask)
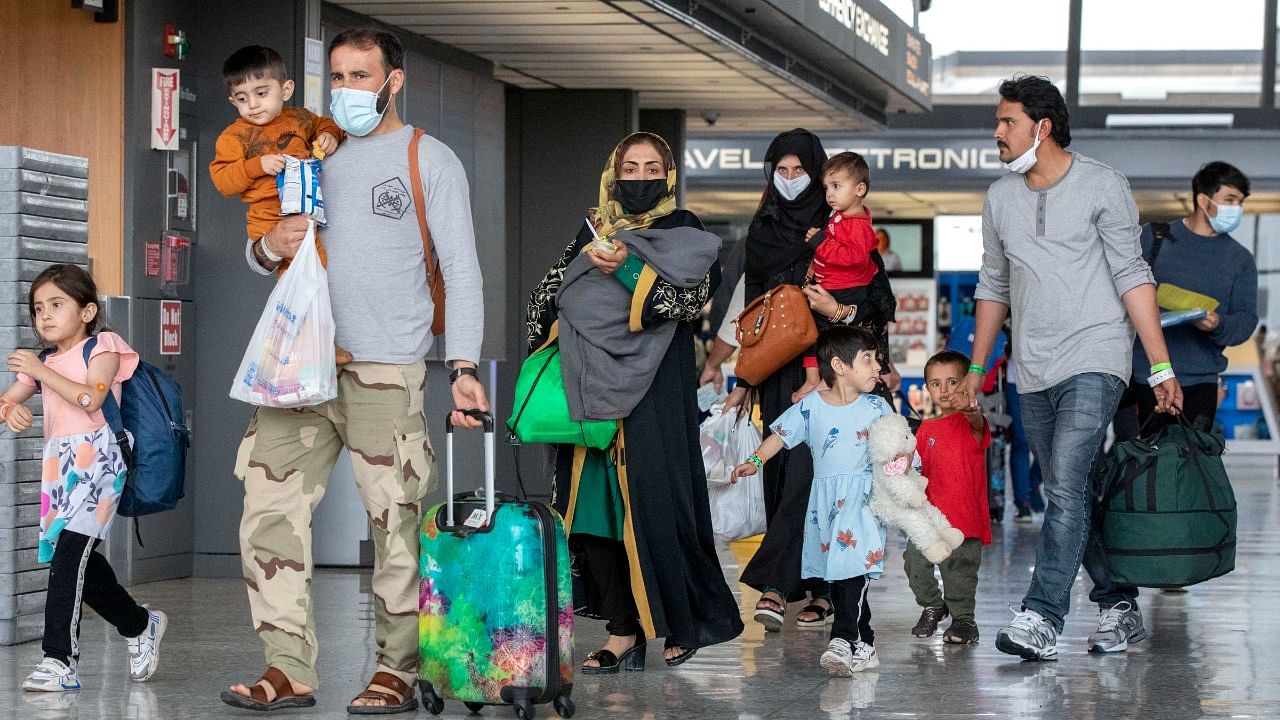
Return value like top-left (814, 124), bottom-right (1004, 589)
top-left (1207, 199), bottom-right (1243, 234)
top-left (329, 75), bottom-right (392, 137)
top-left (773, 172), bottom-right (810, 201)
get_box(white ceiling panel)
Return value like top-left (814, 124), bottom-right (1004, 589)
top-left (332, 0), bottom-right (877, 132)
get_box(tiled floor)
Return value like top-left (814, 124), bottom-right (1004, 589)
top-left (3, 472), bottom-right (1278, 719)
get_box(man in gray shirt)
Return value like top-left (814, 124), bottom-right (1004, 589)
top-left (962, 76), bottom-right (1182, 662)
top-left (222, 28), bottom-right (487, 713)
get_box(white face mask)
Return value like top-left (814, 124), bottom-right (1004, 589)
top-left (773, 172), bottom-right (810, 201)
top-left (1004, 119), bottom-right (1045, 174)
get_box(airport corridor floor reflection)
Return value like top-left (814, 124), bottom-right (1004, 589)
top-left (3, 471), bottom-right (1278, 719)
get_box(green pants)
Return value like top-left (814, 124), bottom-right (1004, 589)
top-left (234, 361), bottom-right (436, 689)
top-left (903, 538), bottom-right (983, 621)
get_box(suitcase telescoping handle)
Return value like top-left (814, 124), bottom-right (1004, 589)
top-left (444, 409), bottom-right (496, 530)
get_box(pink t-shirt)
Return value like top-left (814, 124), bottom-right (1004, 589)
top-left (17, 332), bottom-right (139, 439)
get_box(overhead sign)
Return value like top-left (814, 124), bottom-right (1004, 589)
top-left (762, 0), bottom-right (931, 107)
top-left (685, 130), bottom-right (1280, 192)
top-left (160, 300), bottom-right (182, 355)
top-left (685, 135), bottom-right (1003, 190)
top-left (151, 68), bottom-right (180, 151)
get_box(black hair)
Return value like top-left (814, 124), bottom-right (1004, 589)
top-left (925, 349), bottom-right (971, 379)
top-left (816, 326), bottom-right (878, 386)
top-left (1192, 161), bottom-right (1250, 203)
top-left (822, 151), bottom-right (871, 192)
top-left (998, 75), bottom-right (1071, 148)
top-left (223, 45), bottom-right (288, 92)
top-left (328, 27), bottom-right (405, 74)
top-left (29, 264), bottom-right (105, 338)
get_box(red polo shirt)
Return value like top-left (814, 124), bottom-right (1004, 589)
top-left (915, 413), bottom-right (992, 544)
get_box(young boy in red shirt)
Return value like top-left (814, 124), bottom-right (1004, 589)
top-left (906, 349), bottom-right (991, 644)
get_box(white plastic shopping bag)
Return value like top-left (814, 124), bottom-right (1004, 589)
top-left (229, 221), bottom-right (337, 407)
top-left (700, 405), bottom-right (734, 485)
top-left (707, 407), bottom-right (765, 540)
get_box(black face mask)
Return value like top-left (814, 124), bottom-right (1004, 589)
top-left (615, 179), bottom-right (667, 214)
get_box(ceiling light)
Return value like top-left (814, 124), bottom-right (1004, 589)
top-left (1105, 114), bottom-right (1234, 129)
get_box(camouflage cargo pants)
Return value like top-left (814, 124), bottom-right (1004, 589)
top-left (234, 361), bottom-right (436, 689)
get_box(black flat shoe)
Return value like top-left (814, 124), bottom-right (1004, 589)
top-left (663, 645), bottom-right (697, 667)
top-left (581, 641), bottom-right (647, 675)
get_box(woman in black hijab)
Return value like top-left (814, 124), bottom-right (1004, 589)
top-left (725, 129), bottom-right (896, 632)
top-left (722, 129), bottom-right (836, 631)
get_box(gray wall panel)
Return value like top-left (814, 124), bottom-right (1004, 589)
top-left (500, 89), bottom-right (637, 496)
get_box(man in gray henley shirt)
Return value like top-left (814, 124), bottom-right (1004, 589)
top-left (962, 76), bottom-right (1182, 663)
top-left (224, 28), bottom-right (487, 712)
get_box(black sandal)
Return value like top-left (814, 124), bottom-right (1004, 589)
top-left (796, 601), bottom-right (834, 629)
top-left (664, 642), bottom-right (698, 667)
top-left (582, 641), bottom-right (647, 675)
top-left (753, 596), bottom-right (785, 633)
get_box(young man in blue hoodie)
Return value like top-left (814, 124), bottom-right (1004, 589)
top-left (1129, 162), bottom-right (1257, 437)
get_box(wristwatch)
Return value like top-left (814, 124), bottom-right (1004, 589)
top-left (449, 366), bottom-right (478, 384)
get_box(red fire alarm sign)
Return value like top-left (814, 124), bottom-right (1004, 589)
top-left (160, 300), bottom-right (182, 355)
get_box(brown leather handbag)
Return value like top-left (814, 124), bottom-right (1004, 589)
top-left (408, 128), bottom-right (447, 336)
top-left (733, 285), bottom-right (817, 386)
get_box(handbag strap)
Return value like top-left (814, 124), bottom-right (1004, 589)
top-left (408, 129), bottom-right (441, 293)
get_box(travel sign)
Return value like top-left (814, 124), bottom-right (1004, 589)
top-left (763, 0), bottom-right (932, 107)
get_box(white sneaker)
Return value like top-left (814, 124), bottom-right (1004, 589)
top-left (849, 642), bottom-right (880, 672)
top-left (1088, 601), bottom-right (1148, 653)
top-left (22, 657), bottom-right (81, 692)
top-left (995, 607), bottom-right (1058, 661)
top-left (820, 638), bottom-right (856, 677)
top-left (127, 609), bottom-right (168, 682)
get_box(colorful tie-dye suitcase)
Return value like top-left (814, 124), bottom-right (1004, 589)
top-left (418, 411), bottom-right (575, 720)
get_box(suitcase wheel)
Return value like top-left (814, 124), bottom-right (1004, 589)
top-left (419, 682), bottom-right (444, 715)
top-left (514, 703), bottom-right (534, 720)
top-left (553, 694), bottom-right (575, 718)
top-left (465, 702), bottom-right (485, 714)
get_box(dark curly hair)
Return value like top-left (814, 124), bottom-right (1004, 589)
top-left (999, 75), bottom-right (1070, 148)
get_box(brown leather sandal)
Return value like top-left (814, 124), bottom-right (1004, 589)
top-left (347, 671), bottom-right (418, 715)
top-left (219, 666), bottom-right (317, 712)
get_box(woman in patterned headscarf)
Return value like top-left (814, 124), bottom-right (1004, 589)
top-left (526, 132), bottom-right (743, 674)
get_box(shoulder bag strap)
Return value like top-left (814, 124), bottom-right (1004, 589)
top-left (1147, 222), bottom-right (1171, 269)
top-left (408, 129), bottom-right (441, 290)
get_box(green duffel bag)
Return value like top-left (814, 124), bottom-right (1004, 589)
top-left (507, 333), bottom-right (618, 450)
top-left (1095, 419), bottom-right (1236, 588)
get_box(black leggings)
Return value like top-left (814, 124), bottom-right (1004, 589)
top-left (829, 575), bottom-right (874, 646)
top-left (43, 530), bottom-right (148, 664)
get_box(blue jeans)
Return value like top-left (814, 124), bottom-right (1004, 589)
top-left (1017, 373), bottom-right (1131, 631)
top-left (1007, 382), bottom-right (1043, 506)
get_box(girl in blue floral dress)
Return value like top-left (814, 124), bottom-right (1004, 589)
top-left (732, 326), bottom-right (891, 676)
top-left (1, 265), bottom-right (167, 692)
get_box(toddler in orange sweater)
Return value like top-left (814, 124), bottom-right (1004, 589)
top-left (209, 45), bottom-right (343, 250)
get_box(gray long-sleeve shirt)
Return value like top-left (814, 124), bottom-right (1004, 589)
top-left (976, 153), bottom-right (1153, 393)
top-left (245, 125), bottom-right (483, 365)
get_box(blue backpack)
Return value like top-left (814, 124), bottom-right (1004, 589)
top-left (39, 336), bottom-right (190, 518)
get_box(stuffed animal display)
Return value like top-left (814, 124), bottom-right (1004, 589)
top-left (867, 414), bottom-right (965, 563)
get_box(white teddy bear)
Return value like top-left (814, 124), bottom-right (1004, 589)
top-left (867, 414), bottom-right (965, 564)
